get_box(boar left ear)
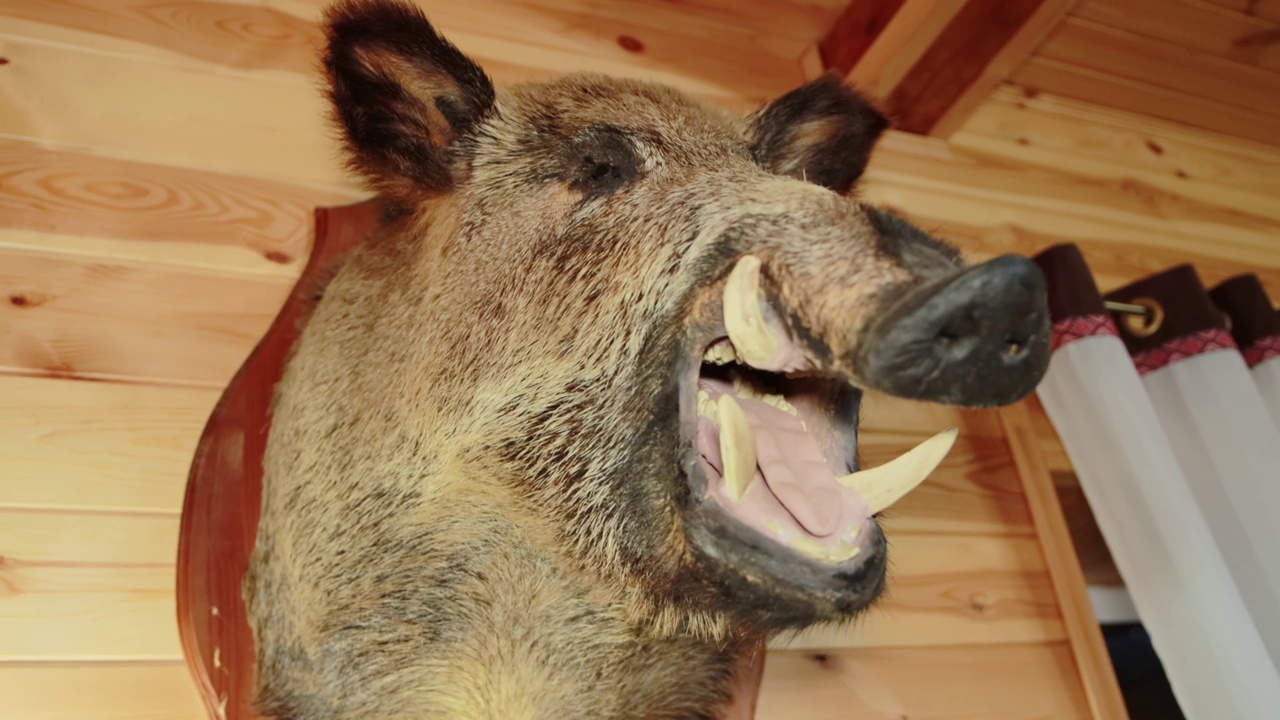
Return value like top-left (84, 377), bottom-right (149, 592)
top-left (324, 0), bottom-right (496, 198)
top-left (748, 74), bottom-right (889, 195)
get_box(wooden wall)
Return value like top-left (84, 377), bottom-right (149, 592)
top-left (1012, 0), bottom-right (1280, 147)
top-left (2, 1), bottom-right (1278, 718)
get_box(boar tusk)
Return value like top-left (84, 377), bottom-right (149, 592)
top-left (717, 394), bottom-right (756, 502)
top-left (723, 255), bottom-right (780, 367)
top-left (837, 428), bottom-right (958, 514)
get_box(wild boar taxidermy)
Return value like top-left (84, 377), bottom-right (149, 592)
top-left (244, 1), bottom-right (1052, 718)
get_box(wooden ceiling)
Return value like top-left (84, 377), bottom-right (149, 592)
top-left (818, 0), bottom-right (1280, 145)
top-left (7, 0), bottom-right (1276, 146)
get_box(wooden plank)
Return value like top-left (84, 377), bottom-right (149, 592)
top-left (865, 432), bottom-right (1034, 536)
top-left (999, 402), bottom-right (1129, 720)
top-left (866, 132), bottom-right (1280, 273)
top-left (3, 541), bottom-right (1058, 659)
top-left (0, 138), bottom-right (359, 277)
top-left (0, 34), bottom-right (777, 199)
top-left (842, 0), bottom-right (971, 97)
top-left (1011, 55), bottom-right (1280, 148)
top-left (1203, 0), bottom-right (1280, 24)
top-left (4, 509), bottom-right (1059, 659)
top-left (1027, 392), bottom-right (1075, 474)
top-left (0, 663), bottom-right (206, 720)
top-left (881, 192), bottom-right (1280, 302)
top-left (1036, 17), bottom-right (1280, 117)
top-left (0, 376), bottom-right (1030, 536)
top-left (0, 642), bottom-right (1088, 720)
top-left (0, 509), bottom-right (179, 565)
top-left (1074, 0), bottom-right (1280, 73)
top-left (0, 246), bottom-right (289, 386)
top-left (883, 0), bottom-right (1077, 136)
top-left (780, 533), bottom-right (1062, 649)
top-left (952, 85), bottom-right (1280, 223)
top-left (0, 376), bottom-right (217, 513)
top-left (0, 563), bottom-right (182, 661)
top-left (817, 0), bottom-right (907, 77)
top-left (758, 642), bottom-right (1092, 719)
top-left (0, 37), bottom-right (354, 189)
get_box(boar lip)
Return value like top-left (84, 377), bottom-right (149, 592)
top-left (677, 331), bottom-right (886, 620)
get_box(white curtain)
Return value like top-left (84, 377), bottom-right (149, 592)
top-left (1254, 356), bottom-right (1280, 429)
top-left (1033, 246), bottom-right (1280, 719)
top-left (1210, 275), bottom-right (1280, 432)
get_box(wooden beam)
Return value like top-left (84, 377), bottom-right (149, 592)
top-left (815, 0), bottom-right (1077, 136)
top-left (999, 401), bottom-right (1130, 720)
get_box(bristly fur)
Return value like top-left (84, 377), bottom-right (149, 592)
top-left (246, 1), bottom-right (965, 718)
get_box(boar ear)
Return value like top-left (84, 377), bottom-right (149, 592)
top-left (323, 0), bottom-right (496, 198)
top-left (748, 74), bottom-right (889, 195)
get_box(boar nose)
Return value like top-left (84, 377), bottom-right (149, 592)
top-left (858, 255), bottom-right (1051, 407)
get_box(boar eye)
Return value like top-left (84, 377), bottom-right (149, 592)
top-left (587, 160), bottom-right (618, 181)
top-left (566, 126), bottom-right (640, 198)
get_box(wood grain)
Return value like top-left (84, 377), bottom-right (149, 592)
top-left (0, 138), bottom-right (359, 276)
top-left (817, 0), bottom-right (907, 76)
top-left (0, 0), bottom-right (796, 113)
top-left (953, 85), bottom-right (1280, 222)
top-left (1203, 0), bottom-right (1280, 24)
top-left (1074, 0), bottom-right (1280, 73)
top-left (1, 512), bottom-right (1061, 660)
top-left (1000, 402), bottom-right (1129, 720)
top-left (781, 533), bottom-right (1062, 649)
top-left (0, 563), bottom-right (182, 661)
top-left (0, 371), bottom-right (1033, 536)
top-left (883, 0), bottom-right (1072, 134)
top-left (0, 376), bottom-right (218, 513)
top-left (0, 37), bottom-right (354, 189)
top-left (0, 663), bottom-right (206, 720)
top-left (1011, 54), bottom-right (1280, 149)
top-left (841, 0), bottom-right (971, 97)
top-left (0, 643), bottom-right (1092, 720)
top-left (0, 509), bottom-right (178, 565)
top-left (0, 246), bottom-right (290, 386)
top-left (1037, 17), bottom-right (1280, 117)
top-left (870, 132), bottom-right (1280, 259)
top-left (758, 642), bottom-right (1092, 719)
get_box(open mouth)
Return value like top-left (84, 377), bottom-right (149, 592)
top-left (685, 256), bottom-right (957, 573)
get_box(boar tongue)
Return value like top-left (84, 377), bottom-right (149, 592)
top-left (698, 380), bottom-right (844, 537)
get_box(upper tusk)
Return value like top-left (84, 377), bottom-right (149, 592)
top-left (837, 428), bottom-right (958, 514)
top-left (723, 255), bottom-right (779, 367)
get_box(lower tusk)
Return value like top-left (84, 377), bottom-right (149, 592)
top-left (717, 394), bottom-right (756, 501)
top-left (723, 255), bottom-right (780, 367)
top-left (837, 428), bottom-right (958, 514)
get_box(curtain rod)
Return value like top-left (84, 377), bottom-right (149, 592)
top-left (1104, 300), bottom-right (1152, 317)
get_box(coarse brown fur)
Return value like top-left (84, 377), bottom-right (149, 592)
top-left (244, 2), bottom-right (985, 718)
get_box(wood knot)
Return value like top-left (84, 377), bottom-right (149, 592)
top-left (617, 35), bottom-right (644, 53)
top-left (8, 293), bottom-right (44, 308)
top-left (0, 58), bottom-right (9, 66)
top-left (1145, 140), bottom-right (1164, 156)
top-left (263, 250), bottom-right (293, 264)
top-left (808, 652), bottom-right (831, 668)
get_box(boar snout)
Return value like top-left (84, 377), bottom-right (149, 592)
top-left (857, 254), bottom-right (1051, 407)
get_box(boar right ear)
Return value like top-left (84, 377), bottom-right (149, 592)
top-left (324, 0), bottom-right (495, 198)
top-left (748, 74), bottom-right (888, 195)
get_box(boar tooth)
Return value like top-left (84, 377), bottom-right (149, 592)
top-left (717, 394), bottom-right (756, 501)
top-left (838, 428), bottom-right (958, 514)
top-left (697, 390), bottom-right (717, 419)
top-left (723, 255), bottom-right (779, 367)
top-left (760, 393), bottom-right (798, 416)
top-left (790, 537), bottom-right (861, 563)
